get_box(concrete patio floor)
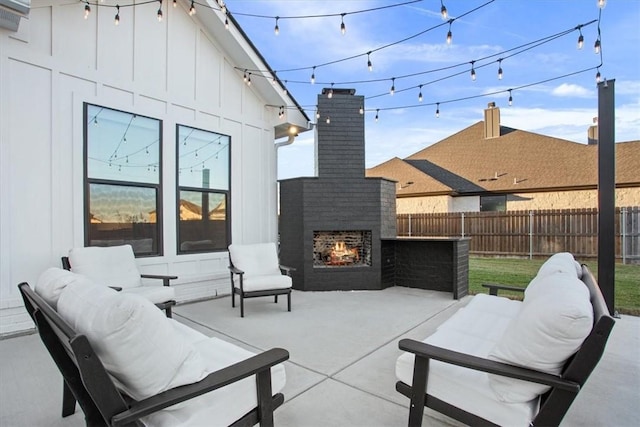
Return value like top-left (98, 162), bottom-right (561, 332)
top-left (1, 287), bottom-right (638, 426)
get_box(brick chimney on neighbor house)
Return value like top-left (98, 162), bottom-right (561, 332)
top-left (588, 117), bottom-right (598, 145)
top-left (483, 102), bottom-right (500, 139)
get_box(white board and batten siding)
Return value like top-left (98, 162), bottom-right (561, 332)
top-left (0, 1), bottom-right (302, 335)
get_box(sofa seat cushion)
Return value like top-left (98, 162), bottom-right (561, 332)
top-left (141, 337), bottom-right (287, 427)
top-left (396, 325), bottom-right (537, 427)
top-left (239, 274), bottom-right (292, 292)
top-left (68, 245), bottom-right (142, 289)
top-left (121, 285), bottom-right (175, 304)
top-left (229, 243), bottom-right (282, 277)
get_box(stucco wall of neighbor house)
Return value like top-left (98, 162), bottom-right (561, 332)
top-left (396, 188), bottom-right (640, 214)
top-left (0, 2), bottom-right (285, 335)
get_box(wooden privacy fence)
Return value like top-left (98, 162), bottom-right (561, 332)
top-left (397, 207), bottom-right (640, 264)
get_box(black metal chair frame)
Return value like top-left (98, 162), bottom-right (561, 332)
top-left (61, 256), bottom-right (177, 318)
top-left (396, 264), bottom-right (616, 427)
top-left (228, 259), bottom-right (293, 318)
top-left (18, 282), bottom-right (289, 427)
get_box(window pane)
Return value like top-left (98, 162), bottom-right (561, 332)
top-left (88, 183), bottom-right (158, 255)
top-left (87, 105), bottom-right (160, 184)
top-left (178, 125), bottom-right (229, 190)
top-left (480, 195), bottom-right (506, 212)
top-left (178, 190), bottom-right (228, 253)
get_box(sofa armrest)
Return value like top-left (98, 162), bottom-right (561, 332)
top-left (481, 283), bottom-right (526, 296)
top-left (111, 347), bottom-right (290, 426)
top-left (398, 339), bottom-right (579, 392)
top-left (141, 274), bottom-right (178, 287)
top-left (279, 265), bottom-right (296, 276)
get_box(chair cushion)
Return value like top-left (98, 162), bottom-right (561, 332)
top-left (241, 274), bottom-right (292, 292)
top-left (34, 267), bottom-right (90, 309)
top-left (121, 285), bottom-right (175, 304)
top-left (57, 280), bottom-right (207, 401)
top-left (488, 271), bottom-right (593, 402)
top-left (68, 245), bottom-right (142, 289)
top-left (229, 243), bottom-right (282, 277)
top-left (140, 337), bottom-right (287, 427)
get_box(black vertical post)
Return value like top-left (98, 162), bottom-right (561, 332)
top-left (597, 79), bottom-right (615, 315)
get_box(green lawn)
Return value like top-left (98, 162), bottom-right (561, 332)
top-left (469, 256), bottom-right (640, 316)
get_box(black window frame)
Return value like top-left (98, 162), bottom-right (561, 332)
top-left (480, 194), bottom-right (507, 212)
top-left (83, 103), bottom-right (163, 257)
top-left (176, 124), bottom-right (231, 254)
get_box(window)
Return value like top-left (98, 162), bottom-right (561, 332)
top-left (480, 195), bottom-right (507, 212)
top-left (177, 125), bottom-right (230, 253)
top-left (84, 104), bottom-right (162, 256)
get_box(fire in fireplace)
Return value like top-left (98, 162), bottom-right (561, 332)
top-left (313, 231), bottom-right (372, 268)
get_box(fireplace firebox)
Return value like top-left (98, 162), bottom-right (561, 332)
top-left (313, 231), bottom-right (372, 268)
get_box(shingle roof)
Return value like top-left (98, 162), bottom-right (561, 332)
top-left (366, 120), bottom-right (640, 196)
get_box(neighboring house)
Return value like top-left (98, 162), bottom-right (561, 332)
top-left (0, 1), bottom-right (310, 334)
top-left (367, 104), bottom-right (640, 214)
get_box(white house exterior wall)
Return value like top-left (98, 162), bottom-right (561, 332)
top-left (0, 2), bottom-right (283, 334)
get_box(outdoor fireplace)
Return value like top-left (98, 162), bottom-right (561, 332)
top-left (313, 231), bottom-right (372, 267)
top-left (279, 88), bottom-right (397, 291)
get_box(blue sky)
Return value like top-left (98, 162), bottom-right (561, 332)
top-left (226, 0), bottom-right (640, 179)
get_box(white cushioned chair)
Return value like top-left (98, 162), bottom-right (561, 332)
top-left (62, 244), bottom-right (177, 317)
top-left (228, 243), bottom-right (294, 317)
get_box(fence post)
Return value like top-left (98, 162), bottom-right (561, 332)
top-left (408, 213), bottom-right (412, 237)
top-left (461, 212), bottom-right (465, 238)
top-left (621, 207), bottom-right (627, 265)
top-left (529, 210), bottom-right (534, 259)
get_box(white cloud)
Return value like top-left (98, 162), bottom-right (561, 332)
top-left (551, 83), bottom-right (592, 98)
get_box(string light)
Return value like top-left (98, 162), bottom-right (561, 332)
top-left (594, 38), bottom-right (601, 54)
top-left (311, 66), bottom-right (316, 84)
top-left (225, 16), bottom-right (229, 29)
top-left (274, 17), bottom-right (280, 35)
top-left (246, 73), bottom-right (252, 86)
top-left (435, 103), bottom-right (440, 118)
top-left (446, 20), bottom-right (453, 45)
top-left (326, 116), bottom-right (331, 124)
top-left (440, 0), bottom-right (448, 20)
top-left (84, 2), bottom-right (91, 19)
top-left (189, 1), bottom-right (196, 16)
top-left (597, 0), bottom-right (606, 8)
top-left (508, 89), bottom-right (513, 106)
top-left (359, 105), bottom-right (364, 114)
top-left (497, 59), bottom-right (503, 80)
top-left (577, 28), bottom-right (584, 49)
top-left (418, 85), bottom-right (423, 102)
top-left (173, 0), bottom-right (177, 8)
top-left (390, 77), bottom-right (395, 96)
top-left (243, 69), bottom-right (248, 83)
top-left (114, 5), bottom-right (120, 26)
top-left (595, 68), bottom-right (601, 83)
top-left (340, 13), bottom-right (346, 35)
top-left (375, 109), bottom-right (379, 122)
top-left (157, 0), bottom-right (163, 22)
top-left (367, 52), bottom-right (373, 72)
top-left (470, 61), bottom-right (476, 81)
top-left (328, 84), bottom-right (335, 98)
top-left (316, 108), bottom-right (320, 119)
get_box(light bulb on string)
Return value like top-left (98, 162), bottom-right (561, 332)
top-left (446, 21), bottom-right (453, 45)
top-left (246, 73), bottom-right (252, 86)
top-left (173, 0), bottom-right (177, 8)
top-left (225, 17), bottom-right (229, 29)
top-left (243, 69), bottom-right (248, 83)
top-left (497, 59), bottom-right (503, 80)
top-left (84, 2), bottom-right (91, 19)
top-left (390, 77), bottom-right (395, 96)
top-left (340, 14), bottom-right (346, 35)
top-left (418, 85), bottom-right (423, 102)
top-left (274, 17), bottom-right (280, 35)
top-left (577, 28), bottom-right (584, 49)
top-left (311, 66), bottom-right (316, 84)
top-left (594, 38), bottom-right (601, 54)
top-left (596, 68), bottom-right (601, 83)
top-left (114, 5), bottom-right (120, 26)
top-left (272, 73), bottom-right (277, 85)
top-left (470, 61), bottom-right (476, 81)
top-left (359, 105), bottom-right (364, 115)
top-left (316, 108), bottom-right (320, 120)
top-left (283, 81), bottom-right (288, 96)
top-left (508, 89), bottom-right (513, 106)
top-left (367, 52), bottom-right (373, 72)
top-left (326, 116), bottom-right (330, 124)
top-left (157, 1), bottom-right (163, 22)
top-left (189, 1), bottom-right (196, 16)
top-left (328, 83), bottom-right (334, 99)
top-left (219, 1), bottom-right (227, 14)
top-left (435, 103), bottom-right (440, 118)
top-left (375, 109), bottom-right (379, 122)
top-left (440, 0), bottom-right (448, 20)
top-left (597, 0), bottom-right (606, 9)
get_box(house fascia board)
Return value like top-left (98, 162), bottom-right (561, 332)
top-left (194, 1), bottom-right (310, 138)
